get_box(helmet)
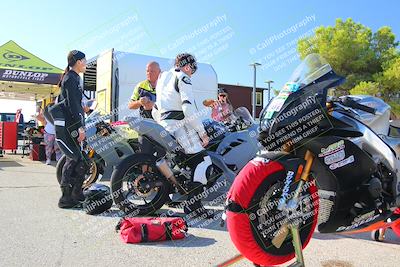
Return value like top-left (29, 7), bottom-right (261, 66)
top-left (83, 183), bottom-right (113, 215)
top-left (175, 53), bottom-right (197, 74)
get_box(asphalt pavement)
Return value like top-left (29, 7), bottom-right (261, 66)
top-left (0, 154), bottom-right (399, 267)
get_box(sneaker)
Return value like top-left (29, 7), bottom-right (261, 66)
top-left (46, 159), bottom-right (51, 165)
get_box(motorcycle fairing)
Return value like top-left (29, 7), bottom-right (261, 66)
top-left (125, 116), bottom-right (183, 154)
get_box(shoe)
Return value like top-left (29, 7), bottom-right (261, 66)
top-left (58, 185), bottom-right (80, 209)
top-left (46, 159), bottom-right (51, 165)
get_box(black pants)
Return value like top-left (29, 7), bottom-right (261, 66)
top-left (61, 157), bottom-right (80, 186)
top-left (139, 135), bottom-right (165, 159)
top-left (55, 125), bottom-right (87, 187)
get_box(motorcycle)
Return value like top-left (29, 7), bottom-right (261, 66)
top-left (224, 54), bottom-right (400, 267)
top-left (110, 107), bottom-right (260, 216)
top-left (56, 110), bottom-right (139, 188)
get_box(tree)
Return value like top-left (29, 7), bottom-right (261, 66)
top-left (349, 81), bottom-right (380, 96)
top-left (298, 18), bottom-right (399, 93)
top-left (377, 56), bottom-right (400, 96)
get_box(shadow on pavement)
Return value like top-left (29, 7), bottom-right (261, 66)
top-left (313, 230), bottom-right (400, 244)
top-left (137, 234), bottom-right (217, 248)
top-left (92, 207), bottom-right (228, 232)
top-left (0, 160), bottom-right (23, 169)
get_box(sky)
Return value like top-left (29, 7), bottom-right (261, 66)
top-left (1, 0), bottom-right (400, 118)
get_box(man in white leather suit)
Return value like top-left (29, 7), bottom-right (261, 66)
top-left (153, 53), bottom-right (213, 218)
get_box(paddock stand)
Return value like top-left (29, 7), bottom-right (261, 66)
top-left (217, 224), bottom-right (306, 267)
top-left (217, 226), bottom-right (305, 267)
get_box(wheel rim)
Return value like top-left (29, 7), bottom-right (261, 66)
top-left (252, 179), bottom-right (318, 256)
top-left (82, 161), bottom-right (98, 189)
top-left (121, 162), bottom-right (162, 207)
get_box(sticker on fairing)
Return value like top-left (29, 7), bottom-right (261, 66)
top-left (264, 82), bottom-right (300, 119)
top-left (324, 149), bottom-right (345, 165)
top-left (282, 82), bottom-right (301, 93)
top-left (329, 155), bottom-right (354, 170)
top-left (264, 93), bottom-right (290, 119)
top-left (318, 140), bottom-right (345, 157)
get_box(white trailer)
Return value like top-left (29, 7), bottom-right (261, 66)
top-left (83, 49), bottom-right (218, 121)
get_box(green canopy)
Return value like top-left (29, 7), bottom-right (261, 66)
top-left (0, 40), bottom-right (62, 85)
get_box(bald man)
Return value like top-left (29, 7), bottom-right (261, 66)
top-left (128, 61), bottom-right (165, 159)
top-left (128, 61), bottom-right (161, 119)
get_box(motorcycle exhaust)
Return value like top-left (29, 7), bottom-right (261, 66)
top-left (156, 158), bottom-right (188, 194)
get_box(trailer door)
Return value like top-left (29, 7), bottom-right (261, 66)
top-left (96, 48), bottom-right (116, 119)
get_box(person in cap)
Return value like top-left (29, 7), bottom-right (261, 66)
top-left (203, 88), bottom-right (234, 123)
top-left (53, 50), bottom-right (88, 209)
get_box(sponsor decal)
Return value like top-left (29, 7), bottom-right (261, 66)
top-left (319, 140), bottom-right (345, 157)
top-left (324, 149), bottom-right (345, 165)
top-left (282, 82), bottom-right (300, 93)
top-left (264, 94), bottom-right (289, 119)
top-left (1, 69), bottom-right (49, 82)
top-left (336, 212), bottom-right (380, 232)
top-left (329, 155), bottom-right (354, 170)
top-left (278, 170), bottom-right (295, 209)
top-left (2, 50), bottom-right (29, 62)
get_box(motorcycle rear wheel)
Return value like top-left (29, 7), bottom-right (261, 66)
top-left (111, 153), bottom-right (169, 216)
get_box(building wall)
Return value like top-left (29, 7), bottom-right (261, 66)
top-left (218, 83), bottom-right (264, 118)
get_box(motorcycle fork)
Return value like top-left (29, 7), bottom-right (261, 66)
top-left (274, 150), bottom-right (315, 267)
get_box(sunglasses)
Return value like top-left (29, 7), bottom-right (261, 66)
top-left (219, 94), bottom-right (227, 98)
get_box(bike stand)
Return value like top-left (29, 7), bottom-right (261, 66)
top-left (287, 226), bottom-right (305, 267)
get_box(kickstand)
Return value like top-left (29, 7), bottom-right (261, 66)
top-left (287, 226), bottom-right (305, 267)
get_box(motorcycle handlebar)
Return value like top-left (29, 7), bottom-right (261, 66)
top-left (341, 97), bottom-right (376, 115)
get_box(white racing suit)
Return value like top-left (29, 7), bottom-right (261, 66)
top-left (153, 68), bottom-right (212, 186)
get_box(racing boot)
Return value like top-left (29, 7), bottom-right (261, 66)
top-left (71, 160), bottom-right (90, 201)
top-left (58, 185), bottom-right (80, 208)
top-left (71, 177), bottom-right (85, 202)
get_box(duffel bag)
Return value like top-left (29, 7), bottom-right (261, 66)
top-left (116, 217), bottom-right (188, 243)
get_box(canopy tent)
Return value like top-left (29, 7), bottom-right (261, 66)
top-left (0, 40), bottom-right (62, 101)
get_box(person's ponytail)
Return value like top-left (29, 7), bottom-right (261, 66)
top-left (58, 65), bottom-right (70, 87)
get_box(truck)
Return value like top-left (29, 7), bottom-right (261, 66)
top-left (83, 49), bottom-right (219, 121)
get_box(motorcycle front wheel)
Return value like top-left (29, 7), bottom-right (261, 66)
top-left (56, 154), bottom-right (101, 189)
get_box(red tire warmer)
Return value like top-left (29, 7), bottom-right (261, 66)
top-left (392, 208), bottom-right (400, 237)
top-left (226, 160), bottom-right (319, 266)
top-left (116, 217), bottom-right (187, 243)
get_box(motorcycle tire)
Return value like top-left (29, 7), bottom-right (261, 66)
top-left (111, 153), bottom-right (169, 216)
top-left (56, 154), bottom-right (100, 189)
top-left (226, 159), bottom-right (319, 266)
